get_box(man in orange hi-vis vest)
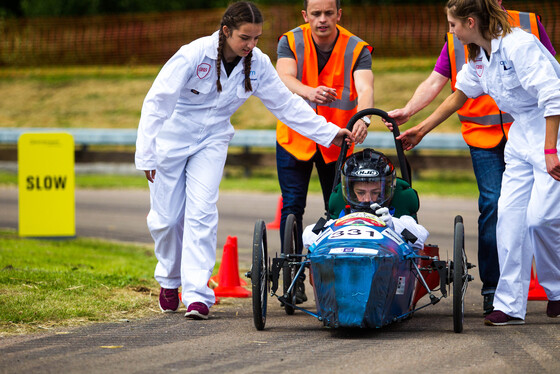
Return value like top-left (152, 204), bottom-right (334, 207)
top-left (276, 0), bottom-right (374, 303)
top-left (387, 0), bottom-right (556, 316)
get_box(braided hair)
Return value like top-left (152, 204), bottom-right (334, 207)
top-left (216, 1), bottom-right (263, 92)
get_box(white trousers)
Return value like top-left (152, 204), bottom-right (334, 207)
top-left (147, 135), bottom-right (229, 308)
top-left (494, 144), bottom-right (560, 319)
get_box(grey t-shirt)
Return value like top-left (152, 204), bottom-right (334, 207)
top-left (277, 34), bottom-right (372, 74)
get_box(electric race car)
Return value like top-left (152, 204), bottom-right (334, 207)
top-left (246, 108), bottom-right (474, 332)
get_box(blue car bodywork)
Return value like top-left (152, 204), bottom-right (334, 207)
top-left (308, 212), bottom-right (419, 328)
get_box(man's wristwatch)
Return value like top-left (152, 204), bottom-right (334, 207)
top-left (361, 116), bottom-right (371, 128)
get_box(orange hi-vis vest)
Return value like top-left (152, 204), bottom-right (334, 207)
top-left (276, 24), bottom-right (372, 162)
top-left (448, 10), bottom-right (541, 148)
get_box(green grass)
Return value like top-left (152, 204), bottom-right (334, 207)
top-left (0, 59), bottom-right (473, 195)
top-left (412, 170), bottom-right (478, 198)
top-left (0, 65), bottom-right (161, 82)
top-left (0, 229), bottom-right (161, 335)
top-left (0, 168), bottom-right (478, 197)
top-left (0, 60), bottom-right (478, 337)
top-left (0, 169), bottom-right (476, 338)
top-left (0, 172), bottom-right (146, 189)
top-left (0, 60), bottom-right (463, 130)
top-left (72, 174), bottom-right (152, 189)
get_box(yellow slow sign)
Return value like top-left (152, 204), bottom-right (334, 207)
top-left (18, 133), bottom-right (75, 237)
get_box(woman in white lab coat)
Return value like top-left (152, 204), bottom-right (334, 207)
top-left (396, 0), bottom-right (560, 325)
top-left (135, 1), bottom-right (363, 319)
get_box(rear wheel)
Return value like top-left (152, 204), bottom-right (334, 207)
top-left (453, 215), bottom-right (466, 333)
top-left (282, 213), bottom-right (298, 315)
top-left (251, 220), bottom-right (268, 330)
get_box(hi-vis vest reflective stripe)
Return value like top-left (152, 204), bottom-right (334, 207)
top-left (448, 10), bottom-right (541, 148)
top-left (276, 24), bottom-right (372, 162)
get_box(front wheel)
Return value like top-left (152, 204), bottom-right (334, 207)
top-left (251, 220), bottom-right (268, 330)
top-left (282, 213), bottom-right (298, 315)
top-left (453, 215), bottom-right (467, 333)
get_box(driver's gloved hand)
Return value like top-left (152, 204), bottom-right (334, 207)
top-left (370, 203), bottom-right (394, 229)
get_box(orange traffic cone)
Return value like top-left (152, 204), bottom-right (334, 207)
top-left (266, 196), bottom-right (283, 230)
top-left (528, 264), bottom-right (547, 301)
top-left (211, 236), bottom-right (251, 298)
top-left (210, 236), bottom-right (247, 287)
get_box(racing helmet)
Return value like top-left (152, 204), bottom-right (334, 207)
top-left (341, 148), bottom-right (396, 211)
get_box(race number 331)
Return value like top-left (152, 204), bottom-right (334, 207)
top-left (329, 227), bottom-right (383, 240)
top-left (18, 133), bottom-right (75, 237)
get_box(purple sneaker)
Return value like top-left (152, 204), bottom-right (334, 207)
top-left (184, 302), bottom-right (209, 320)
top-left (158, 288), bottom-right (179, 313)
top-left (547, 300), bottom-right (560, 318)
top-left (484, 310), bottom-right (524, 326)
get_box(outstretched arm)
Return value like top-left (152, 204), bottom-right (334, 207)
top-left (386, 71), bottom-right (449, 129)
top-left (331, 128), bottom-right (355, 147)
top-left (352, 68), bottom-right (375, 144)
top-left (397, 89), bottom-right (468, 151)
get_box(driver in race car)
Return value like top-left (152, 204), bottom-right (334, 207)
top-left (303, 148), bottom-right (429, 250)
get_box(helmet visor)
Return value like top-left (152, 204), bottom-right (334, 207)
top-left (342, 174), bottom-right (394, 209)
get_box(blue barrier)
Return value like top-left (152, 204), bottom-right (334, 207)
top-left (0, 128), bottom-right (468, 150)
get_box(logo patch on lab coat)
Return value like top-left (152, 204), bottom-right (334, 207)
top-left (500, 60), bottom-right (514, 71)
top-left (476, 64), bottom-right (484, 77)
top-left (197, 63), bottom-right (211, 79)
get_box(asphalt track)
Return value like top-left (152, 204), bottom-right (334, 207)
top-left (1, 187), bottom-right (559, 373)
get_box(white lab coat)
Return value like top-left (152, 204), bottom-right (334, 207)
top-left (135, 31), bottom-right (341, 308)
top-left (456, 28), bottom-right (560, 318)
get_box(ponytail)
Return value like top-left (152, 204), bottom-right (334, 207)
top-left (447, 0), bottom-right (512, 61)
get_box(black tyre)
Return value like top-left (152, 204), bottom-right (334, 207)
top-left (282, 213), bottom-right (298, 315)
top-left (453, 215), bottom-right (466, 333)
top-left (251, 220), bottom-right (268, 330)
